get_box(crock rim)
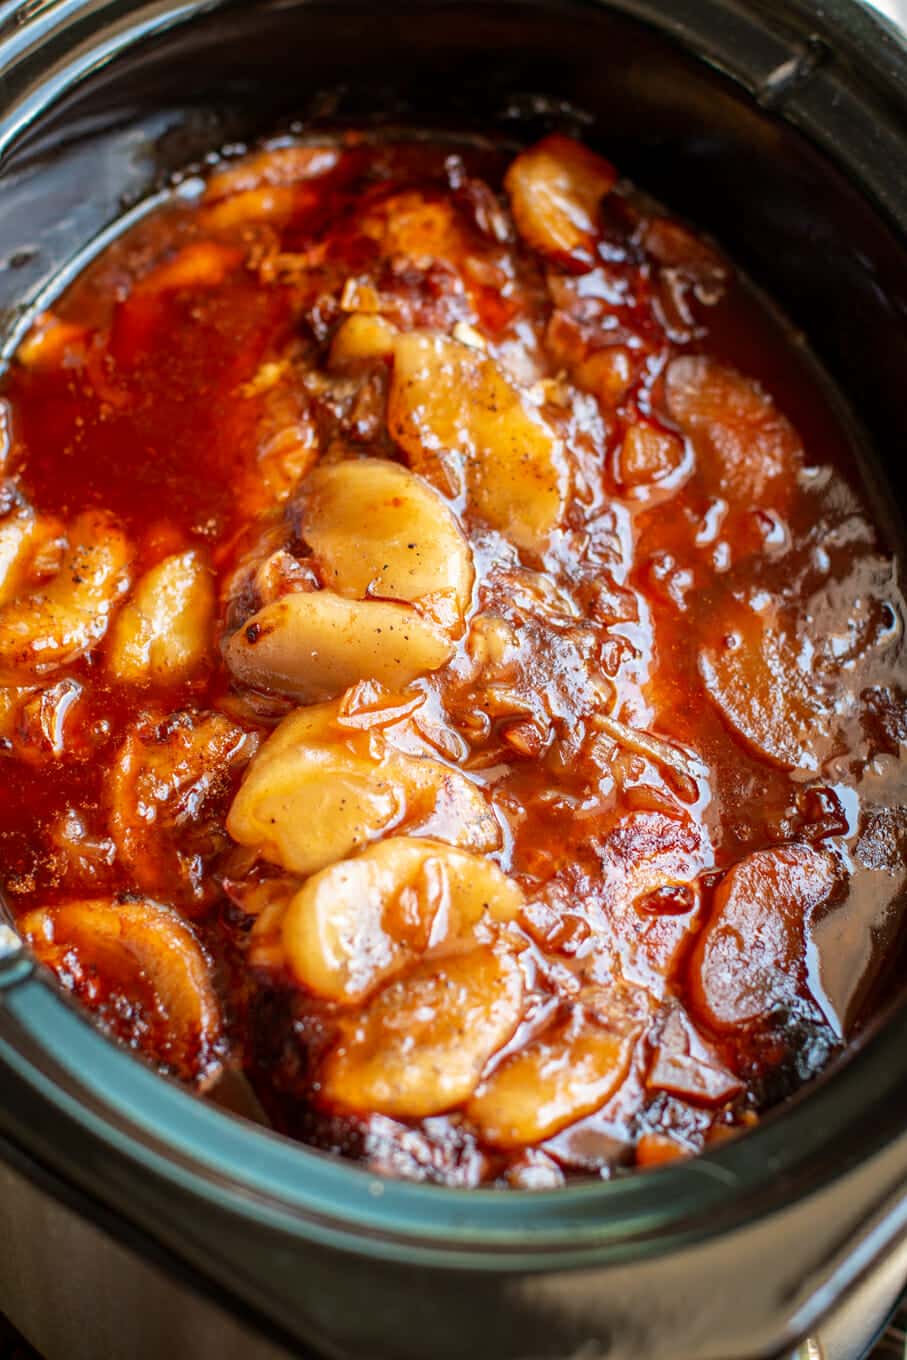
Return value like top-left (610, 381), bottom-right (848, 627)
top-left (0, 0), bottom-right (906, 1270)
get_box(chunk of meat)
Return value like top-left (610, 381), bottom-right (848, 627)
top-left (108, 710), bottom-right (256, 907)
top-left (451, 594), bottom-right (611, 739)
top-left (321, 946), bottom-right (523, 1117)
top-left (388, 332), bottom-right (569, 553)
top-left (237, 360), bottom-right (319, 513)
top-left (45, 807), bottom-right (116, 889)
top-left (596, 808), bottom-right (709, 985)
top-left (646, 1007), bottom-right (743, 1105)
top-left (504, 134), bottom-right (617, 270)
top-left (664, 357), bottom-right (801, 508)
top-left (274, 836), bottom-right (523, 1002)
top-left (21, 897), bottom-right (222, 1081)
top-left (468, 1000), bottom-right (638, 1146)
top-left (689, 844), bottom-right (839, 1032)
top-left (597, 808), bottom-right (708, 906)
top-left (226, 698), bottom-right (500, 878)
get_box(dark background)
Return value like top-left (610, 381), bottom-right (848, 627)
top-left (0, 1316), bottom-right (37, 1359)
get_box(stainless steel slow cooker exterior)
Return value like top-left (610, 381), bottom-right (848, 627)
top-left (1, 3), bottom-right (907, 1357)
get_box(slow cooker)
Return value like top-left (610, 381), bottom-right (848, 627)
top-left (1, 1), bottom-right (907, 1357)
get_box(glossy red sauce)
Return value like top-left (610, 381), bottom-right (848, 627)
top-left (0, 131), bottom-right (905, 1187)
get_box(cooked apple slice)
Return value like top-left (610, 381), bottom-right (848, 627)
top-left (468, 1002), bottom-right (637, 1146)
top-left (321, 946), bottom-right (523, 1117)
top-left (664, 356), bottom-right (801, 508)
top-left (301, 459), bottom-right (474, 625)
top-left (20, 897), bottom-right (222, 1081)
top-left (388, 332), bottom-right (569, 553)
top-left (227, 457), bottom-right (475, 699)
top-left (277, 835), bottom-right (523, 1003)
top-left (227, 700), bottom-right (500, 877)
top-left (223, 591), bottom-right (454, 703)
top-left (328, 314), bottom-right (397, 368)
top-left (504, 134), bottom-right (617, 270)
top-left (0, 499), bottom-right (50, 608)
top-left (204, 144), bottom-right (340, 200)
top-left (689, 843), bottom-right (839, 1031)
top-left (699, 594), bottom-right (834, 771)
top-left (0, 510), bottom-right (132, 683)
top-left (107, 549), bottom-right (215, 685)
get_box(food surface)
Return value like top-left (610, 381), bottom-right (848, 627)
top-left (1, 130), bottom-right (905, 1187)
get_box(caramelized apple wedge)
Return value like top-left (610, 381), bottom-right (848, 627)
top-left (135, 242), bottom-right (243, 295)
top-left (224, 591), bottom-right (454, 703)
top-left (468, 1000), bottom-right (638, 1146)
top-left (0, 510), bottom-right (132, 683)
top-left (328, 314), bottom-right (397, 368)
top-left (227, 700), bottom-right (500, 877)
top-left (504, 134), bottom-right (617, 270)
top-left (388, 333), bottom-right (569, 553)
top-left (204, 144), bottom-right (340, 200)
top-left (107, 549), bottom-right (215, 684)
top-left (226, 459), bottom-right (473, 700)
top-left (276, 835), bottom-right (523, 1003)
top-left (20, 897), bottom-right (222, 1081)
top-left (322, 946), bottom-right (523, 1117)
top-left (689, 844), bottom-right (839, 1031)
top-left (664, 356), bottom-right (801, 508)
top-left (300, 458), bottom-right (474, 628)
top-left (0, 497), bottom-right (59, 608)
top-left (699, 594), bottom-right (834, 771)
